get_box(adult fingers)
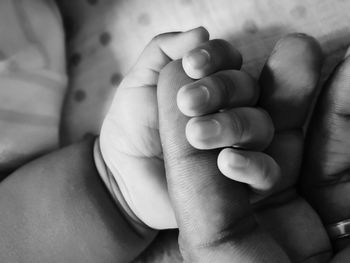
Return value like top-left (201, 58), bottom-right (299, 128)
top-left (158, 60), bottom-right (289, 262)
top-left (259, 33), bottom-right (323, 131)
top-left (254, 34), bottom-right (331, 262)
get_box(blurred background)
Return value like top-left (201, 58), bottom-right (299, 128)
top-left (57, 0), bottom-right (350, 144)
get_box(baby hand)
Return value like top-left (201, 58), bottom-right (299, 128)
top-left (178, 41), bottom-right (278, 202)
top-left (99, 27), bottom-right (209, 229)
top-left (99, 27), bottom-right (279, 230)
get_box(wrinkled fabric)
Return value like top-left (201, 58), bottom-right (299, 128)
top-left (0, 0), bottom-right (67, 172)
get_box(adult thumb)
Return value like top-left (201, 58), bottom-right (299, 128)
top-left (158, 60), bottom-right (289, 262)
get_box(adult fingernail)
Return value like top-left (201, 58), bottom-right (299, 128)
top-left (178, 84), bottom-right (210, 112)
top-left (190, 118), bottom-right (221, 140)
top-left (186, 48), bottom-right (210, 69)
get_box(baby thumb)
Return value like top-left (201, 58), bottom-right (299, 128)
top-left (157, 60), bottom-right (290, 262)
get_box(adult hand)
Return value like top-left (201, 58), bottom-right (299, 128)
top-left (154, 34), bottom-right (332, 262)
top-left (302, 51), bottom-right (350, 262)
top-left (100, 27), bottom-right (272, 231)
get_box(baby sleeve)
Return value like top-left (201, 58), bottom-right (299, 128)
top-left (0, 0), bottom-right (67, 173)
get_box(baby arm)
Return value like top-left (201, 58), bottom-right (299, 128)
top-left (0, 138), bottom-right (156, 263)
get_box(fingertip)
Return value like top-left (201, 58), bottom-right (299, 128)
top-left (182, 39), bottom-right (242, 80)
top-left (259, 32), bottom-right (324, 130)
top-left (218, 148), bottom-right (281, 193)
top-left (254, 154), bottom-right (281, 192)
top-left (177, 83), bottom-right (210, 117)
top-left (274, 33), bottom-right (323, 70)
top-left (182, 48), bottom-right (211, 79)
top-left (185, 26), bottom-right (210, 42)
top-left (217, 148), bottom-right (249, 177)
top-left (185, 117), bottom-right (222, 149)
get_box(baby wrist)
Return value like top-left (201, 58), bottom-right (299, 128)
top-left (93, 138), bottom-right (155, 234)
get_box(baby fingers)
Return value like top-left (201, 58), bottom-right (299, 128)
top-left (177, 70), bottom-right (258, 117)
top-left (217, 148), bottom-right (281, 194)
top-left (182, 39), bottom-right (242, 79)
top-left (186, 107), bottom-right (274, 150)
